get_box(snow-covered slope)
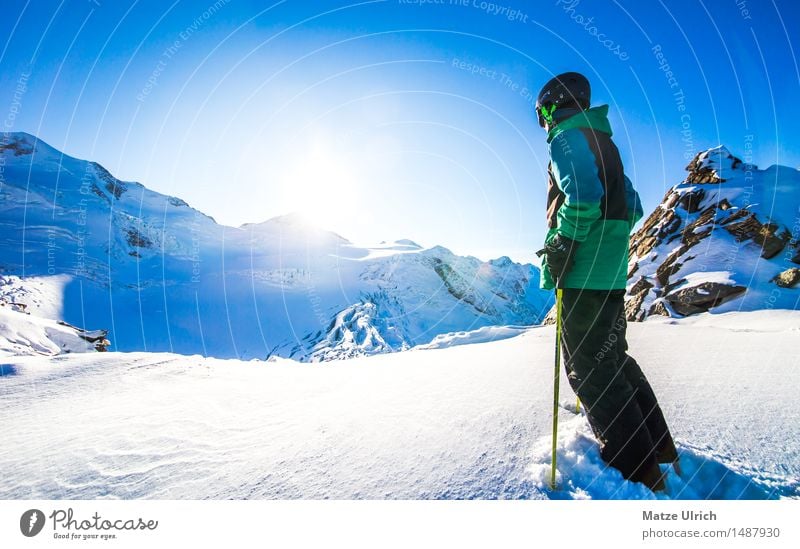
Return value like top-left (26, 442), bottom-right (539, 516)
top-left (0, 274), bottom-right (109, 356)
top-left (626, 146), bottom-right (800, 319)
top-left (0, 273), bottom-right (72, 319)
top-left (0, 306), bottom-right (108, 357)
top-left (0, 310), bottom-right (797, 499)
top-left (0, 132), bottom-right (551, 360)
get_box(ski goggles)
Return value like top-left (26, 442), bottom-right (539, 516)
top-left (536, 103), bottom-right (556, 128)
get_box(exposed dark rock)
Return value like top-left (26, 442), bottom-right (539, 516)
top-left (630, 205), bottom-right (672, 258)
top-left (663, 277), bottom-right (687, 295)
top-left (683, 205), bottom-right (717, 236)
top-left (661, 212), bottom-right (682, 237)
top-left (665, 282), bottom-right (746, 316)
top-left (723, 214), bottom-right (790, 259)
top-left (168, 196), bottom-right (189, 207)
top-left (719, 208), bottom-right (750, 225)
top-left (630, 276), bottom-right (652, 296)
top-left (685, 163), bottom-right (724, 184)
top-left (431, 257), bottom-right (496, 316)
top-left (125, 228), bottom-right (153, 249)
top-left (682, 226), bottom-right (713, 249)
top-left (648, 300), bottom-right (671, 317)
top-left (678, 188), bottom-right (706, 212)
top-left (57, 320), bottom-right (111, 351)
top-left (0, 135), bottom-right (34, 156)
top-left (633, 236), bottom-right (659, 258)
top-left (89, 182), bottom-right (110, 203)
top-left (625, 276), bottom-right (654, 321)
top-left (654, 243), bottom-right (696, 287)
top-left (655, 258), bottom-right (680, 287)
top-left (93, 162), bottom-right (128, 199)
top-left (771, 267), bottom-right (800, 288)
top-left (625, 292), bottom-right (647, 321)
top-left (664, 191), bottom-right (680, 209)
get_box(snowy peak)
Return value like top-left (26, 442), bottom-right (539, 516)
top-left (1, 131), bottom-right (94, 170)
top-left (275, 249), bottom-right (547, 362)
top-left (242, 211), bottom-right (321, 230)
top-left (241, 212), bottom-right (351, 245)
top-left (0, 131), bottom-right (551, 360)
top-left (625, 146), bottom-right (800, 320)
top-left (683, 145), bottom-right (747, 184)
top-left (372, 239), bottom-right (423, 252)
top-left (393, 239), bottom-right (421, 249)
top-left (0, 132), bottom-right (36, 156)
top-left (1, 131), bottom-right (199, 213)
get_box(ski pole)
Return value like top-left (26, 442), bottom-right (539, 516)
top-left (551, 286), bottom-right (563, 490)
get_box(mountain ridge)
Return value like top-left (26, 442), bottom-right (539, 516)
top-left (0, 131), bottom-right (551, 360)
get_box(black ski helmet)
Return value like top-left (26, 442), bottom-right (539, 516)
top-left (535, 72), bottom-right (591, 128)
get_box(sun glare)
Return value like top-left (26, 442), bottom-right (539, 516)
top-left (280, 140), bottom-right (359, 231)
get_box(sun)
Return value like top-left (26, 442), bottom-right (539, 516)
top-left (279, 139), bottom-right (359, 231)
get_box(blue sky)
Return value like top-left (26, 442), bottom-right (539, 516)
top-left (2, 0), bottom-right (798, 263)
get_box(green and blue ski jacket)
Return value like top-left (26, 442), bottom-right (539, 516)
top-left (540, 105), bottom-right (643, 290)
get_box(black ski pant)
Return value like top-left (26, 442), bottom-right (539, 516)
top-left (560, 288), bottom-right (677, 483)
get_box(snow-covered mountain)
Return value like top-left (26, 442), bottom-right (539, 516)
top-left (0, 132), bottom-right (551, 360)
top-left (625, 146), bottom-right (800, 319)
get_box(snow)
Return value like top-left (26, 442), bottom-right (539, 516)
top-left (646, 308), bottom-right (800, 331)
top-left (413, 325), bottom-right (530, 350)
top-left (0, 274), bottom-right (71, 319)
top-left (1, 310), bottom-right (797, 500)
top-left (346, 239), bottom-right (426, 260)
top-left (528, 414), bottom-right (774, 500)
top-left (0, 132), bottom-right (551, 361)
top-left (666, 271), bottom-right (736, 293)
top-left (0, 306), bottom-right (97, 356)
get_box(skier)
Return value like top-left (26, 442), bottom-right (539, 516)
top-left (534, 72), bottom-right (680, 492)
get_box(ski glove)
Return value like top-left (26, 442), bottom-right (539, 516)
top-left (536, 234), bottom-right (580, 287)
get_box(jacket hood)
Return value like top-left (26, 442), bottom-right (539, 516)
top-left (547, 105), bottom-right (612, 143)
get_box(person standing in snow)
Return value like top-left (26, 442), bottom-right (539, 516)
top-left (534, 72), bottom-right (680, 492)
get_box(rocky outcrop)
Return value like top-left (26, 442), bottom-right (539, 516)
top-left (722, 213), bottom-right (791, 259)
top-left (93, 162), bottom-right (128, 199)
top-left (625, 146), bottom-right (800, 320)
top-left (125, 228), bottom-right (153, 249)
top-left (57, 321), bottom-right (111, 351)
top-left (772, 267), bottom-right (800, 288)
top-left (0, 134), bottom-right (34, 156)
top-left (626, 276), bottom-right (654, 321)
top-left (662, 282), bottom-right (747, 316)
top-left (432, 257), bottom-right (498, 316)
